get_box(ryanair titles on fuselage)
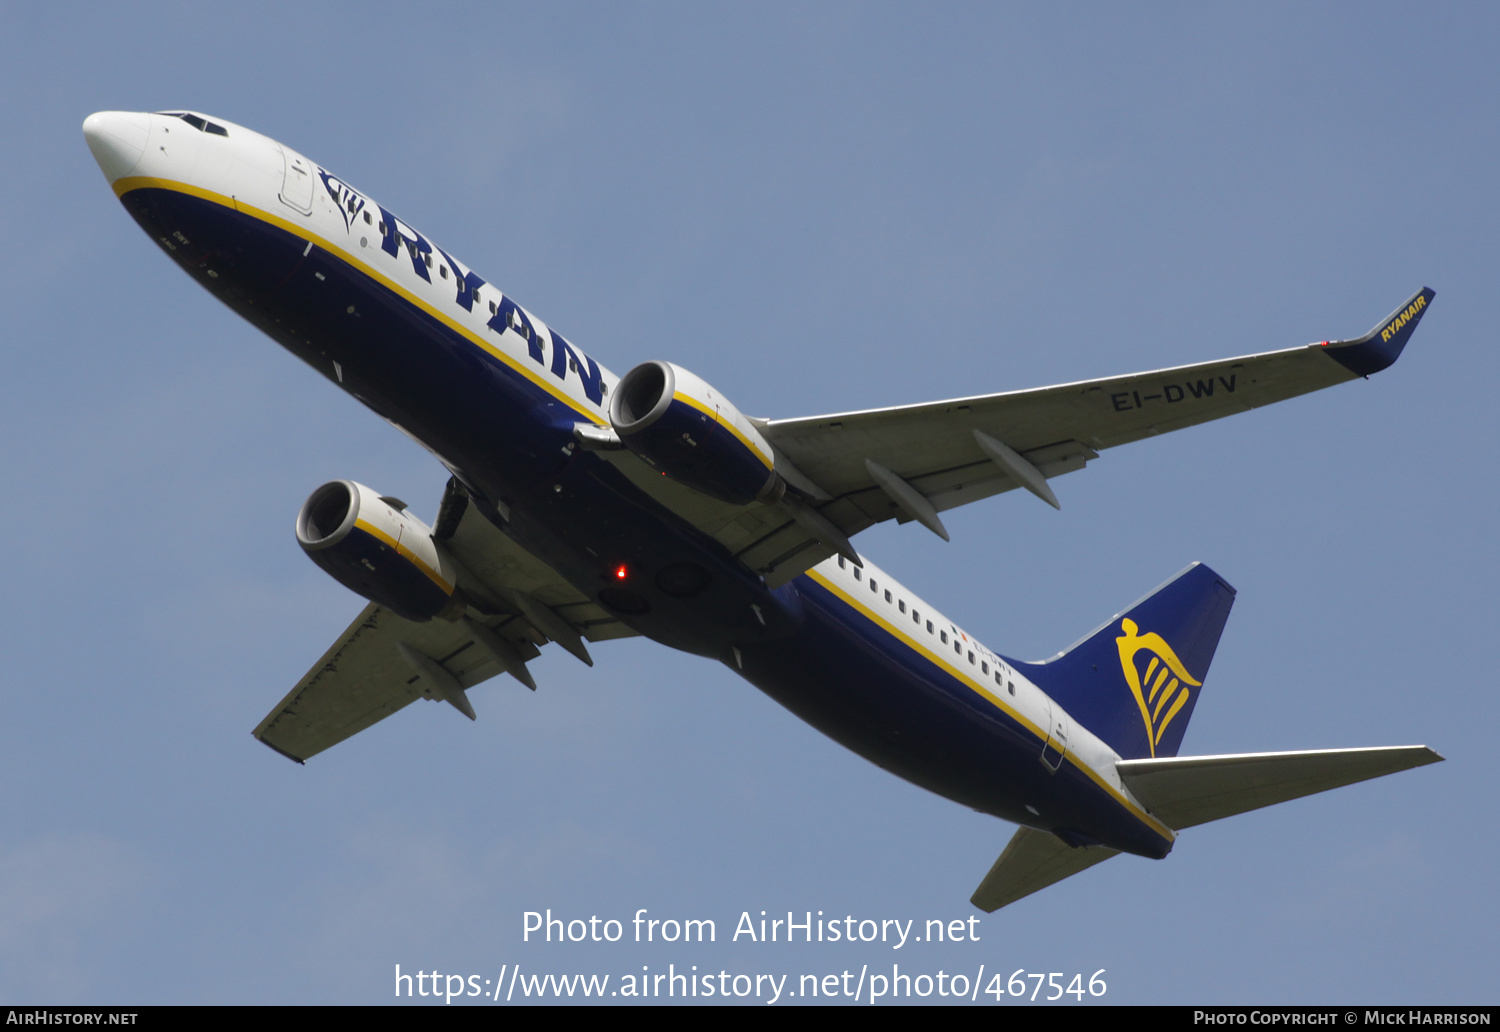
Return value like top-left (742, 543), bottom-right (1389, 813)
top-left (316, 169), bottom-right (605, 406)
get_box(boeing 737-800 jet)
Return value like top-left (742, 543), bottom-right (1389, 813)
top-left (84, 109), bottom-right (1441, 911)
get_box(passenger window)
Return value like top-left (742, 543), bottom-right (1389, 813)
top-left (898, 600), bottom-right (906, 613)
top-left (853, 568), bottom-right (861, 582)
top-left (870, 579), bottom-right (878, 593)
top-left (488, 301), bottom-right (497, 315)
top-left (884, 590), bottom-right (891, 603)
top-left (968, 651), bottom-right (974, 664)
top-left (837, 556), bottom-right (846, 569)
top-left (940, 631), bottom-right (948, 644)
top-left (954, 640), bottom-right (962, 655)
top-left (440, 266), bottom-right (448, 279)
top-left (364, 211), bottom-right (373, 225)
top-left (982, 661), bottom-right (989, 674)
top-left (1008, 682), bottom-right (1016, 696)
top-left (926, 620), bottom-right (933, 633)
top-left (995, 671), bottom-right (1003, 686)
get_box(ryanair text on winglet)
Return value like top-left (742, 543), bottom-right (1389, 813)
top-left (1382, 294), bottom-right (1428, 343)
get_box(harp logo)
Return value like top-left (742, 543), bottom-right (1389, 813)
top-left (1116, 618), bottom-right (1202, 757)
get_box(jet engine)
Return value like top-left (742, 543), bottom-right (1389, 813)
top-left (609, 361), bottom-right (783, 505)
top-left (296, 480), bottom-right (461, 622)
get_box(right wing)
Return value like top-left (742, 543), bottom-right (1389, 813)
top-left (253, 480), bottom-right (638, 763)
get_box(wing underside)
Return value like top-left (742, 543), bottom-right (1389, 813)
top-left (253, 481), bottom-right (638, 762)
top-left (583, 289), bottom-right (1432, 588)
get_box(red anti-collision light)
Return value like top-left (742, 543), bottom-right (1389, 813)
top-left (614, 565), bottom-right (628, 580)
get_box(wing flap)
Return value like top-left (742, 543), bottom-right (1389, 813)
top-left (1116, 745), bottom-right (1444, 830)
top-left (971, 826), bottom-right (1119, 913)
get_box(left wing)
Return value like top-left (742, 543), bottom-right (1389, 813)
top-left (726, 288), bottom-right (1433, 583)
top-left (582, 290), bottom-right (1430, 588)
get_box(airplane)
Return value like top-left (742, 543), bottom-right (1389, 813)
top-left (83, 109), bottom-right (1442, 912)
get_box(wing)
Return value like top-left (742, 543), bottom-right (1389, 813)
top-left (578, 289), bottom-right (1432, 589)
top-left (253, 480), bottom-right (638, 763)
top-left (738, 288), bottom-right (1435, 580)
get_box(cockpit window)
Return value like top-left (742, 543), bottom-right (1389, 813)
top-left (154, 112), bottom-right (228, 136)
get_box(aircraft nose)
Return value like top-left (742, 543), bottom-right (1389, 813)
top-left (83, 111), bottom-right (150, 183)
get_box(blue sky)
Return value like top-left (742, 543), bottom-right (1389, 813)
top-left (1, 2), bottom-right (1495, 1004)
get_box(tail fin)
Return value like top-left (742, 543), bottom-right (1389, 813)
top-left (1016, 563), bottom-right (1235, 760)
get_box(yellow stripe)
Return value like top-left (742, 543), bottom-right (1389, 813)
top-left (112, 176), bottom-right (604, 424)
top-left (1155, 686), bottom-right (1191, 748)
top-left (1147, 664), bottom-right (1169, 703)
top-left (353, 518), bottom-right (454, 594)
top-left (672, 391), bottom-right (774, 470)
top-left (1151, 680), bottom-right (1178, 722)
top-left (806, 568), bottom-right (1175, 841)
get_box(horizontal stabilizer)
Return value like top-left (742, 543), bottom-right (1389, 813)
top-left (1116, 745), bottom-right (1443, 830)
top-left (970, 826), bottom-right (1119, 913)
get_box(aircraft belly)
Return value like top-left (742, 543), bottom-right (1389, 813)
top-left (736, 577), bottom-right (1172, 858)
top-left (118, 186), bottom-right (820, 657)
top-left (122, 189), bottom-right (556, 473)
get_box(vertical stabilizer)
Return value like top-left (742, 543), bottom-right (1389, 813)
top-left (1016, 563), bottom-right (1235, 760)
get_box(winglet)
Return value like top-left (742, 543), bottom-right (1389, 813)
top-left (1320, 287), bottom-right (1434, 377)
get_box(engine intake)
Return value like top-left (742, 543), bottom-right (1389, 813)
top-left (610, 361), bottom-right (782, 505)
top-left (296, 480), bottom-right (460, 622)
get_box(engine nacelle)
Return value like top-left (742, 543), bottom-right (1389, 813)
top-left (296, 480), bottom-right (460, 622)
top-left (609, 361), bottom-right (782, 505)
